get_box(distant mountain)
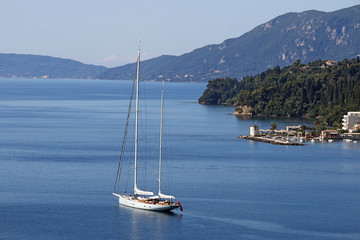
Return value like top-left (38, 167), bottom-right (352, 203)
top-left (0, 53), bottom-right (107, 79)
top-left (98, 55), bottom-right (176, 80)
top-left (100, 4), bottom-right (360, 82)
top-left (2, 5), bottom-right (359, 81)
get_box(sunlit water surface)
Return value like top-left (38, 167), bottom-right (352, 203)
top-left (1, 79), bottom-right (359, 240)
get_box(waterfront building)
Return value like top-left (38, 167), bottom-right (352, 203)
top-left (321, 130), bottom-right (339, 141)
top-left (250, 125), bottom-right (259, 137)
top-left (286, 125), bottom-right (301, 132)
top-left (342, 112), bottom-right (360, 132)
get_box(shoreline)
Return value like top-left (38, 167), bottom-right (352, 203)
top-left (238, 135), bottom-right (306, 146)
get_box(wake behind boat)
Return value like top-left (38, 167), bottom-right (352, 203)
top-left (112, 44), bottom-right (182, 212)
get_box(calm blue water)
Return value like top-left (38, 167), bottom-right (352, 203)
top-left (1, 78), bottom-right (360, 240)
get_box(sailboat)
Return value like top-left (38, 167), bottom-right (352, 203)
top-left (112, 45), bottom-right (181, 212)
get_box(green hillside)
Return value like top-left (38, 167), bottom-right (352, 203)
top-left (199, 58), bottom-right (360, 127)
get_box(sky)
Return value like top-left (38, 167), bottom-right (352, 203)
top-left (1, 0), bottom-right (359, 67)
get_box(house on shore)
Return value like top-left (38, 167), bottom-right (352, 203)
top-left (321, 130), bottom-right (339, 141)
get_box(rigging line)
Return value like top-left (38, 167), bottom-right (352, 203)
top-left (114, 68), bottom-right (137, 193)
top-left (162, 94), bottom-right (174, 193)
top-left (125, 140), bottom-right (134, 193)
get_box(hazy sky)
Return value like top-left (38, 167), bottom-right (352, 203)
top-left (1, 0), bottom-right (358, 67)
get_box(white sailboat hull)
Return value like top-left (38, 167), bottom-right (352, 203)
top-left (113, 193), bottom-right (179, 212)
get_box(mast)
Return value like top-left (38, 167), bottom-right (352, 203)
top-left (158, 81), bottom-right (164, 196)
top-left (157, 81), bottom-right (175, 200)
top-left (132, 42), bottom-right (154, 197)
top-left (134, 44), bottom-right (140, 195)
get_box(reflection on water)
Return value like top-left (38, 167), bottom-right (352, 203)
top-left (113, 205), bottom-right (183, 239)
top-left (341, 141), bottom-right (360, 150)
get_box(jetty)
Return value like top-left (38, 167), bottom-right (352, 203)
top-left (239, 135), bottom-right (305, 146)
top-left (240, 123), bottom-right (360, 146)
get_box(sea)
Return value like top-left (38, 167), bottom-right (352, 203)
top-left (0, 78), bottom-right (359, 240)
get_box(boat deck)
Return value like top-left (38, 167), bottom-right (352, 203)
top-left (113, 193), bottom-right (179, 211)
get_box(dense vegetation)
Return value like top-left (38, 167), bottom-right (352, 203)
top-left (199, 58), bottom-right (360, 127)
top-left (198, 77), bottom-right (239, 104)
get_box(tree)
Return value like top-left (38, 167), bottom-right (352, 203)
top-left (198, 78), bottom-right (238, 105)
top-left (271, 122), bottom-right (277, 130)
top-left (293, 59), bottom-right (302, 66)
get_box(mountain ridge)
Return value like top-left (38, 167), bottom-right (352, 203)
top-left (1, 5), bottom-right (359, 81)
top-left (0, 53), bottom-right (107, 79)
top-left (100, 4), bottom-right (360, 81)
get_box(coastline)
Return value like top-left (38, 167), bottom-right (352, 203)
top-left (238, 135), bottom-right (305, 146)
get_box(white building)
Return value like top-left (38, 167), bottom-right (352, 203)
top-left (286, 125), bottom-right (301, 132)
top-left (250, 125), bottom-right (259, 137)
top-left (342, 112), bottom-right (360, 132)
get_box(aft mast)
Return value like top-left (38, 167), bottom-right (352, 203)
top-left (158, 81), bottom-right (175, 200)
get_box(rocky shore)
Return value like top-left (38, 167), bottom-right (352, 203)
top-left (238, 135), bottom-right (305, 146)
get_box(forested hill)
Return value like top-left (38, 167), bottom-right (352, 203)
top-left (198, 58), bottom-right (360, 126)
